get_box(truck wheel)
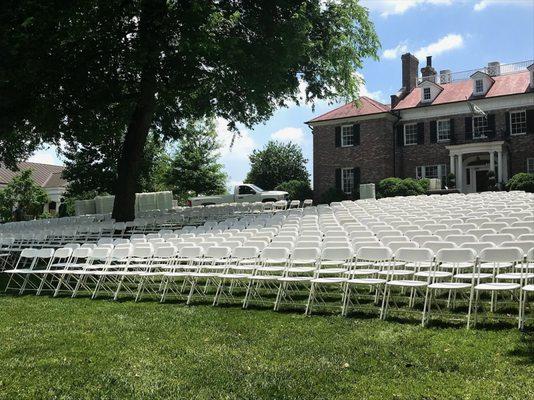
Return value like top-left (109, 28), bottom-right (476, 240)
top-left (201, 203), bottom-right (216, 207)
top-left (262, 199), bottom-right (276, 203)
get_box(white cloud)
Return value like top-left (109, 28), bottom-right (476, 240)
top-left (362, 0), bottom-right (453, 17)
top-left (383, 34), bottom-right (464, 62)
top-left (473, 0), bottom-right (533, 11)
top-left (413, 33), bottom-right (464, 59)
top-left (27, 146), bottom-right (63, 165)
top-left (271, 127), bottom-right (305, 144)
top-left (215, 117), bottom-right (255, 160)
top-left (382, 42), bottom-right (409, 59)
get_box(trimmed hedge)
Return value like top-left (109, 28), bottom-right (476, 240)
top-left (505, 173), bottom-right (534, 193)
top-left (274, 180), bottom-right (313, 201)
top-left (377, 177), bottom-right (427, 198)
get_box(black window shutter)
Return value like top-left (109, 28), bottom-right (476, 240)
top-left (526, 109), bottom-right (534, 134)
top-left (487, 114), bottom-right (496, 138)
top-left (352, 124), bottom-right (360, 146)
top-left (396, 125), bottom-right (404, 147)
top-left (449, 119), bottom-right (456, 143)
top-left (430, 121), bottom-right (437, 143)
top-left (335, 126), bottom-right (341, 147)
top-left (465, 117), bottom-right (473, 140)
top-left (417, 122), bottom-right (425, 144)
top-left (335, 168), bottom-right (341, 190)
top-left (504, 112), bottom-right (511, 138)
top-left (353, 167), bottom-right (360, 186)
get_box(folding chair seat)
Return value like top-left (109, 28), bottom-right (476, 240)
top-left (306, 247), bottom-right (353, 315)
top-left (187, 246), bottom-right (232, 305)
top-left (471, 247), bottom-right (524, 326)
top-left (213, 246), bottom-right (260, 306)
top-left (53, 247), bottom-right (93, 296)
top-left (519, 249), bottom-right (534, 329)
top-left (422, 248), bottom-right (478, 327)
top-left (342, 247), bottom-right (393, 316)
top-left (381, 248), bottom-right (435, 320)
top-left (135, 245), bottom-right (177, 301)
top-left (274, 247), bottom-right (320, 312)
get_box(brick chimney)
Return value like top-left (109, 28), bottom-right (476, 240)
top-left (421, 56), bottom-right (437, 83)
top-left (401, 53), bottom-right (419, 93)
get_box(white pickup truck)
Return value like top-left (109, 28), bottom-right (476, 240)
top-left (187, 184), bottom-right (289, 206)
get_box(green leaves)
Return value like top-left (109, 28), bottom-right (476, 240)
top-left (0, 169), bottom-right (49, 221)
top-left (245, 141), bottom-right (309, 191)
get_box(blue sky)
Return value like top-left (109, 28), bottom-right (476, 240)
top-left (30, 0), bottom-right (534, 190)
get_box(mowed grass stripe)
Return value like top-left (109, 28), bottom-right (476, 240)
top-left (0, 295), bottom-right (533, 399)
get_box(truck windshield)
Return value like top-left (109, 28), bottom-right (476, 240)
top-left (248, 184), bottom-right (264, 192)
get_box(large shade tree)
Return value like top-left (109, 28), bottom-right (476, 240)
top-left (0, 0), bottom-right (379, 221)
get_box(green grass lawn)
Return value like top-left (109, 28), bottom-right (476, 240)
top-left (0, 294), bottom-right (533, 400)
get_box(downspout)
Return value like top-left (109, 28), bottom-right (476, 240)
top-left (390, 110), bottom-right (401, 177)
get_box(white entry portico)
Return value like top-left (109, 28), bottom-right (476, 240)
top-left (446, 141), bottom-right (507, 193)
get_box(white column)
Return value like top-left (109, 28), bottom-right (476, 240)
top-left (497, 150), bottom-right (503, 185)
top-left (502, 152), bottom-right (509, 182)
top-left (489, 151), bottom-right (495, 174)
top-left (457, 154), bottom-right (463, 192)
top-left (449, 154), bottom-right (455, 176)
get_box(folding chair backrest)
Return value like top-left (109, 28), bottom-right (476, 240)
top-left (388, 241), bottom-right (418, 253)
top-left (501, 241), bottom-right (534, 257)
top-left (72, 247), bottom-right (92, 259)
top-left (261, 247), bottom-right (290, 261)
top-left (445, 234), bottom-right (477, 246)
top-left (232, 246), bottom-right (260, 260)
top-left (479, 233), bottom-right (515, 246)
top-left (357, 246), bottom-right (393, 262)
top-left (421, 241), bottom-right (455, 254)
top-left (479, 247), bottom-right (523, 263)
top-left (153, 245), bottom-right (177, 259)
top-left (179, 246), bottom-right (202, 258)
top-left (53, 247), bottom-right (73, 259)
top-left (291, 247), bottom-right (320, 261)
top-left (459, 241), bottom-right (495, 255)
top-left (436, 248), bottom-right (476, 264)
top-left (395, 247), bottom-right (434, 263)
top-left (321, 247), bottom-right (352, 262)
top-left (205, 246), bottom-right (231, 259)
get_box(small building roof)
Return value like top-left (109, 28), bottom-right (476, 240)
top-left (307, 96), bottom-right (390, 123)
top-left (0, 161), bottom-right (66, 188)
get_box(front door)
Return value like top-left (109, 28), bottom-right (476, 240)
top-left (475, 170), bottom-right (489, 192)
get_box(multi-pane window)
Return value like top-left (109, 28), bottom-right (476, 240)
top-left (473, 116), bottom-right (488, 138)
top-left (475, 79), bottom-right (484, 93)
top-left (423, 87), bottom-right (431, 101)
top-left (341, 125), bottom-right (353, 146)
top-left (341, 168), bottom-right (354, 194)
top-left (404, 123), bottom-right (418, 145)
top-left (416, 164), bottom-right (447, 180)
top-left (437, 119), bottom-right (450, 141)
top-left (510, 110), bottom-right (527, 135)
top-left (528, 158), bottom-right (534, 174)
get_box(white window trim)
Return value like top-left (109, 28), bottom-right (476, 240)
top-left (404, 123), bottom-right (418, 146)
top-left (437, 119), bottom-right (451, 142)
top-left (510, 109), bottom-right (527, 136)
top-left (475, 79), bottom-right (484, 94)
top-left (341, 168), bottom-right (354, 194)
top-left (416, 164), bottom-right (447, 179)
top-left (472, 116), bottom-right (488, 139)
top-left (423, 87), bottom-right (431, 101)
top-left (527, 158), bottom-right (534, 174)
top-left (341, 125), bottom-right (353, 147)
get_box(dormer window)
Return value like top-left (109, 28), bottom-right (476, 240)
top-left (475, 79), bottom-right (484, 94)
top-left (418, 80), bottom-right (443, 103)
top-left (423, 87), bottom-right (431, 101)
top-left (470, 71), bottom-right (494, 96)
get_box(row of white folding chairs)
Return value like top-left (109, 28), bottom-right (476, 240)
top-left (6, 244), bottom-right (534, 328)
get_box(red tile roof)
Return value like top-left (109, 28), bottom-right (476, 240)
top-left (308, 96), bottom-right (390, 123)
top-left (0, 162), bottom-right (66, 188)
top-left (394, 70), bottom-right (531, 110)
top-left (307, 71), bottom-right (532, 123)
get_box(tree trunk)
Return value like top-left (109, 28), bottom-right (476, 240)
top-left (112, 0), bottom-right (166, 222)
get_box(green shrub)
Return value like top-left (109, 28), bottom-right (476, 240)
top-left (318, 187), bottom-right (347, 204)
top-left (446, 173), bottom-right (456, 188)
top-left (377, 177), bottom-right (426, 198)
top-left (376, 177), bottom-right (403, 198)
top-left (274, 180), bottom-right (313, 201)
top-left (505, 173), bottom-right (534, 193)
